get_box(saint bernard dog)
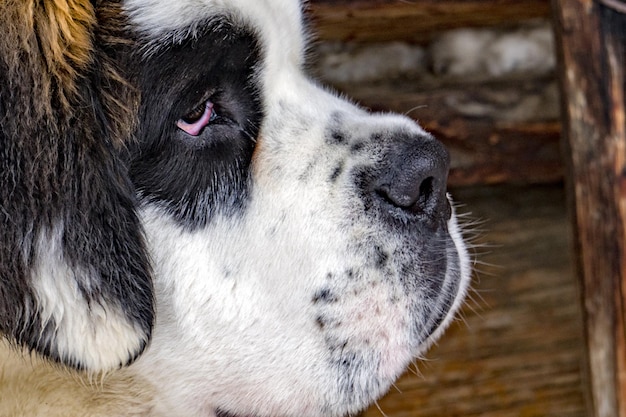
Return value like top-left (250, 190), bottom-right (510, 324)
top-left (0, 0), bottom-right (471, 416)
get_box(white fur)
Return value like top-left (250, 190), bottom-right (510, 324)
top-left (30, 225), bottom-right (146, 371)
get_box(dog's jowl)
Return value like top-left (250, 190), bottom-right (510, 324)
top-left (0, 1), bottom-right (471, 416)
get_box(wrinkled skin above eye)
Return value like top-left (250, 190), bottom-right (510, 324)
top-left (177, 100), bottom-right (217, 136)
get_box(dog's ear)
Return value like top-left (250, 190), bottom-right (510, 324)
top-left (0, 1), bottom-right (154, 371)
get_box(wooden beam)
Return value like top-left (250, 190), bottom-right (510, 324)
top-left (552, 1), bottom-right (626, 416)
top-left (307, 0), bottom-right (552, 43)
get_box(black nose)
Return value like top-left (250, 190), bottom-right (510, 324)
top-left (374, 134), bottom-right (451, 220)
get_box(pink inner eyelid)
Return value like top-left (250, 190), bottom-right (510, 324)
top-left (176, 102), bottom-right (214, 136)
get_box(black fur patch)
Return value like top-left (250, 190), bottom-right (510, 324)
top-left (327, 130), bottom-right (348, 145)
top-left (216, 409), bottom-right (260, 417)
top-left (312, 288), bottom-right (339, 304)
top-left (129, 20), bottom-right (263, 229)
top-left (329, 162), bottom-right (344, 182)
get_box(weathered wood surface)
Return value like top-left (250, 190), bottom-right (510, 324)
top-left (307, 0), bottom-right (553, 43)
top-left (360, 185), bottom-right (587, 416)
top-left (552, 1), bottom-right (626, 416)
top-left (334, 78), bottom-right (563, 186)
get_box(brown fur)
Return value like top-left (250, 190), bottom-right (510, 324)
top-left (0, 0), bottom-right (94, 113)
top-left (0, 0), bottom-right (137, 147)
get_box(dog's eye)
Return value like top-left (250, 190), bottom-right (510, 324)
top-left (176, 100), bottom-right (218, 136)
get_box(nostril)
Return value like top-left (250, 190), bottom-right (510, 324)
top-left (417, 176), bottom-right (435, 210)
top-left (376, 176), bottom-right (435, 210)
top-left (376, 176), bottom-right (441, 216)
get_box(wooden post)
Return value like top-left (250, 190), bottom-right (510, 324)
top-left (552, 1), bottom-right (626, 416)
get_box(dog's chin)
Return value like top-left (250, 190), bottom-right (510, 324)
top-left (212, 285), bottom-right (466, 417)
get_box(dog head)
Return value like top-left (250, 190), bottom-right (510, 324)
top-left (0, 1), bottom-right (471, 416)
